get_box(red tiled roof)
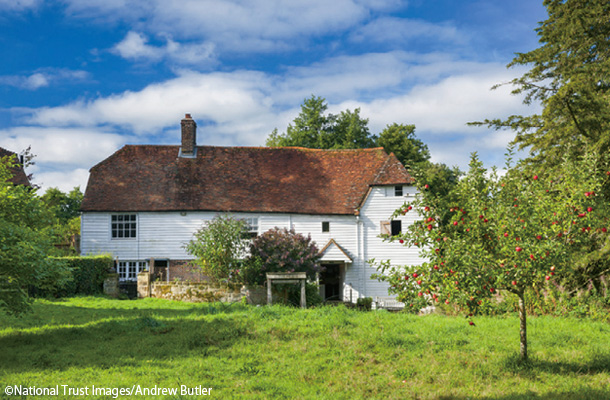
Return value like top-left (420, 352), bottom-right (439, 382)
top-left (0, 147), bottom-right (30, 187)
top-left (82, 145), bottom-right (414, 215)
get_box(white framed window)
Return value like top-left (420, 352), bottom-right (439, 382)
top-left (244, 217), bottom-right (259, 238)
top-left (117, 260), bottom-right (148, 281)
top-left (111, 214), bottom-right (137, 239)
top-left (394, 185), bottom-right (403, 196)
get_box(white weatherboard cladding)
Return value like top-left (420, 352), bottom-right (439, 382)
top-left (358, 185), bottom-right (421, 299)
top-left (80, 186), bottom-right (422, 300)
top-left (81, 211), bottom-right (358, 261)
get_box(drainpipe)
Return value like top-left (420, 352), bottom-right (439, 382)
top-left (356, 214), bottom-right (365, 300)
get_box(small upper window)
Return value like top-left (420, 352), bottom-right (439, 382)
top-left (244, 217), bottom-right (259, 238)
top-left (111, 214), bottom-right (137, 239)
top-left (322, 221), bottom-right (330, 232)
top-left (391, 220), bottom-right (402, 236)
top-left (394, 185), bottom-right (403, 196)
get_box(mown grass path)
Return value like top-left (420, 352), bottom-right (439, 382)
top-left (1, 297), bottom-right (608, 399)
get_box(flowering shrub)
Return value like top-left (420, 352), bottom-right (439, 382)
top-left (372, 151), bottom-right (610, 359)
top-left (245, 227), bottom-right (322, 286)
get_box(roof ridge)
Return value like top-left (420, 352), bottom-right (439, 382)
top-left (121, 144), bottom-right (387, 152)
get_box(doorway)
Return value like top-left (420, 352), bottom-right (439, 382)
top-left (319, 263), bottom-right (343, 301)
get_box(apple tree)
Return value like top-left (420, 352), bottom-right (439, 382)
top-left (372, 151), bottom-right (610, 360)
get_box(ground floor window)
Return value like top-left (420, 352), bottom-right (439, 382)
top-left (117, 260), bottom-right (148, 281)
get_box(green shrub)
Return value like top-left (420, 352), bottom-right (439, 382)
top-left (287, 283), bottom-right (323, 308)
top-left (356, 297), bottom-right (373, 311)
top-left (185, 215), bottom-right (249, 284)
top-left (35, 255), bottom-right (112, 297)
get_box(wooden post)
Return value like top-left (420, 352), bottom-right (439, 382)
top-left (300, 279), bottom-right (306, 309)
top-left (267, 277), bottom-right (273, 305)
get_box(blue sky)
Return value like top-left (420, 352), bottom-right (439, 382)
top-left (0, 0), bottom-right (548, 192)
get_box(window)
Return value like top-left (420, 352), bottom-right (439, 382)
top-left (394, 185), bottom-right (403, 196)
top-left (391, 220), bottom-right (402, 236)
top-left (111, 214), bottom-right (137, 239)
top-left (244, 217), bottom-right (259, 238)
top-left (117, 260), bottom-right (147, 281)
top-left (322, 221), bottom-right (330, 232)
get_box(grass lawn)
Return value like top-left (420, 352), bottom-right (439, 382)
top-left (0, 297), bottom-right (609, 399)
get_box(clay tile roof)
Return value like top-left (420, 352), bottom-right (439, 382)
top-left (0, 147), bottom-right (30, 187)
top-left (82, 145), bottom-right (414, 215)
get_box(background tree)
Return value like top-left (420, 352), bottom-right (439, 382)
top-left (245, 228), bottom-right (322, 286)
top-left (41, 187), bottom-right (83, 255)
top-left (267, 96), bottom-right (451, 175)
top-left (267, 96), bottom-right (375, 149)
top-left (372, 151), bottom-right (610, 360)
top-left (0, 155), bottom-right (70, 315)
top-left (377, 123), bottom-right (430, 169)
top-left (473, 0), bottom-right (610, 168)
top-left (185, 215), bottom-right (250, 283)
top-left (41, 187), bottom-right (83, 224)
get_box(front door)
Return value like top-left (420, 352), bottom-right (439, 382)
top-left (320, 263), bottom-right (343, 301)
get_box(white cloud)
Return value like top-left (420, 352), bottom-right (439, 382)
top-left (0, 127), bottom-right (127, 166)
top-left (275, 51), bottom-right (497, 105)
top-left (112, 31), bottom-right (163, 61)
top-left (28, 70), bottom-right (275, 136)
top-left (0, 127), bottom-right (130, 191)
top-left (64, 0), bottom-right (403, 53)
top-left (0, 69), bottom-right (89, 90)
top-left (34, 168), bottom-right (90, 193)
top-left (351, 17), bottom-right (465, 45)
top-left (112, 31), bottom-right (216, 65)
top-left (328, 66), bottom-right (529, 135)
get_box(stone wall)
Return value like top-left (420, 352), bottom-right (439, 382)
top-left (137, 272), bottom-right (267, 304)
top-left (103, 273), bottom-right (120, 298)
top-left (151, 281), bottom-right (243, 303)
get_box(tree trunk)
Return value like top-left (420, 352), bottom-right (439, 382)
top-left (518, 291), bottom-right (528, 361)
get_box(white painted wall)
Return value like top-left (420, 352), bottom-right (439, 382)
top-left (359, 185), bottom-right (422, 299)
top-left (81, 185), bottom-right (422, 300)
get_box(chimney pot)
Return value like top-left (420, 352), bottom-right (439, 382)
top-left (185, 113), bottom-right (191, 119)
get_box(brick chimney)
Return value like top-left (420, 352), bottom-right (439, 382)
top-left (180, 113), bottom-right (197, 157)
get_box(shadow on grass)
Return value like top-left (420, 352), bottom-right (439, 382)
top-left (4, 298), bottom-right (249, 327)
top-left (0, 302), bottom-right (251, 373)
top-left (501, 353), bottom-right (610, 376)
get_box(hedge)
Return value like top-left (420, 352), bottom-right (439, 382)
top-left (36, 255), bottom-right (113, 297)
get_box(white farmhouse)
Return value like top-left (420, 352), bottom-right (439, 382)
top-left (81, 114), bottom-right (421, 302)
